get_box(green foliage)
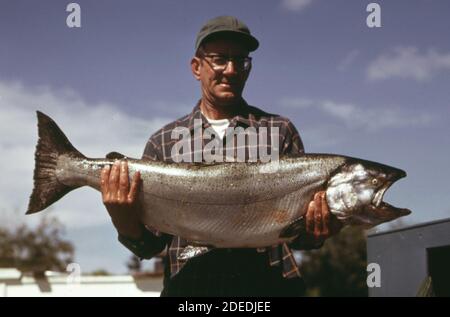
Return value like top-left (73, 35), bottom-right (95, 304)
top-left (126, 255), bottom-right (142, 273)
top-left (300, 226), bottom-right (368, 297)
top-left (0, 217), bottom-right (74, 274)
top-left (88, 269), bottom-right (111, 276)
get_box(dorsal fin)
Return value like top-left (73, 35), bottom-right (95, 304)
top-left (106, 151), bottom-right (127, 160)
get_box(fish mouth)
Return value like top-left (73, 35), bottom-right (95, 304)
top-left (372, 181), bottom-right (391, 208)
top-left (371, 171), bottom-right (411, 217)
top-left (377, 201), bottom-right (412, 217)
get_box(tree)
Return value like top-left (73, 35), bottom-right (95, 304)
top-left (300, 226), bottom-right (368, 297)
top-left (88, 269), bottom-right (111, 276)
top-left (126, 255), bottom-right (142, 273)
top-left (0, 216), bottom-right (74, 275)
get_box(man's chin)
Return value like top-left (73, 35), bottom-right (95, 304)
top-left (215, 93), bottom-right (241, 105)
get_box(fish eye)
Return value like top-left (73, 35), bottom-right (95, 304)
top-left (371, 178), bottom-right (379, 186)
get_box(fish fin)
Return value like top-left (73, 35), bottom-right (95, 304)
top-left (177, 245), bottom-right (213, 261)
top-left (106, 151), bottom-right (127, 160)
top-left (279, 216), bottom-right (306, 239)
top-left (26, 111), bottom-right (85, 215)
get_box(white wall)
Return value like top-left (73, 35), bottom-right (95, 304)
top-left (0, 269), bottom-right (163, 297)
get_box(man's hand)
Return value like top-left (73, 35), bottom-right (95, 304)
top-left (305, 191), bottom-right (342, 244)
top-left (101, 160), bottom-right (143, 240)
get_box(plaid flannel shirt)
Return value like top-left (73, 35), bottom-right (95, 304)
top-left (119, 100), bottom-right (322, 279)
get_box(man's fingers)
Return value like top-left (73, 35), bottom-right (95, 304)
top-left (306, 200), bottom-right (315, 233)
top-left (101, 165), bottom-right (111, 202)
top-left (118, 161), bottom-right (129, 203)
top-left (314, 192), bottom-right (322, 238)
top-left (321, 192), bottom-right (330, 237)
top-left (109, 161), bottom-right (120, 200)
top-left (128, 171), bottom-right (141, 204)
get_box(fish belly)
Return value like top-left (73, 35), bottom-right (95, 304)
top-left (139, 181), bottom-right (321, 248)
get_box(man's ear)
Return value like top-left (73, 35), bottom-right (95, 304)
top-left (191, 57), bottom-right (201, 80)
top-left (243, 63), bottom-right (252, 81)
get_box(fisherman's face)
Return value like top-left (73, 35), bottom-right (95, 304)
top-left (191, 38), bottom-right (251, 107)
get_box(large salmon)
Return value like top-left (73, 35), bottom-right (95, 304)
top-left (27, 111), bottom-right (411, 249)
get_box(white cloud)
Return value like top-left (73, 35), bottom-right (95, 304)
top-left (300, 124), bottom-right (345, 149)
top-left (0, 81), bottom-right (171, 229)
top-left (282, 0), bottom-right (313, 12)
top-left (281, 97), bottom-right (434, 132)
top-left (367, 46), bottom-right (450, 81)
top-left (337, 50), bottom-right (360, 72)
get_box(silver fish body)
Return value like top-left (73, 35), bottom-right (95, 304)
top-left (28, 112), bottom-right (411, 249)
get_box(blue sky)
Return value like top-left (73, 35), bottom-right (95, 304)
top-left (1, 0), bottom-right (449, 274)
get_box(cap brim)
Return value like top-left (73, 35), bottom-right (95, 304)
top-left (198, 30), bottom-right (259, 52)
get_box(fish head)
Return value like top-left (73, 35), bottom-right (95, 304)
top-left (326, 159), bottom-right (411, 228)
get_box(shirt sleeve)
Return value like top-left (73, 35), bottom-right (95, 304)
top-left (281, 119), bottom-right (305, 157)
top-left (117, 135), bottom-right (172, 259)
top-left (142, 136), bottom-right (162, 161)
top-left (281, 120), bottom-right (324, 250)
top-left (118, 228), bottom-right (170, 260)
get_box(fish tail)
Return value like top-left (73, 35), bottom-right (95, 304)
top-left (26, 111), bottom-right (85, 214)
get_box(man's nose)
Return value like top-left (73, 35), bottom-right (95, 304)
top-left (222, 60), bottom-right (238, 75)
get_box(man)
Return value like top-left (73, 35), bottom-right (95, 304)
top-left (101, 16), bottom-right (341, 296)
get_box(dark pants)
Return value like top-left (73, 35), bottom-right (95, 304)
top-left (161, 249), bottom-right (306, 297)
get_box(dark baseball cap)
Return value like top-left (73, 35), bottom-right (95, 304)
top-left (195, 16), bottom-right (259, 53)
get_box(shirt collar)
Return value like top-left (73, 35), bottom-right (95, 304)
top-left (187, 99), bottom-right (254, 133)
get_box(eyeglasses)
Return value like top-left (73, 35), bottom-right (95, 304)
top-left (201, 54), bottom-right (252, 72)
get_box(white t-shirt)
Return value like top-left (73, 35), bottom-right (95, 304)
top-left (205, 116), bottom-right (230, 139)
